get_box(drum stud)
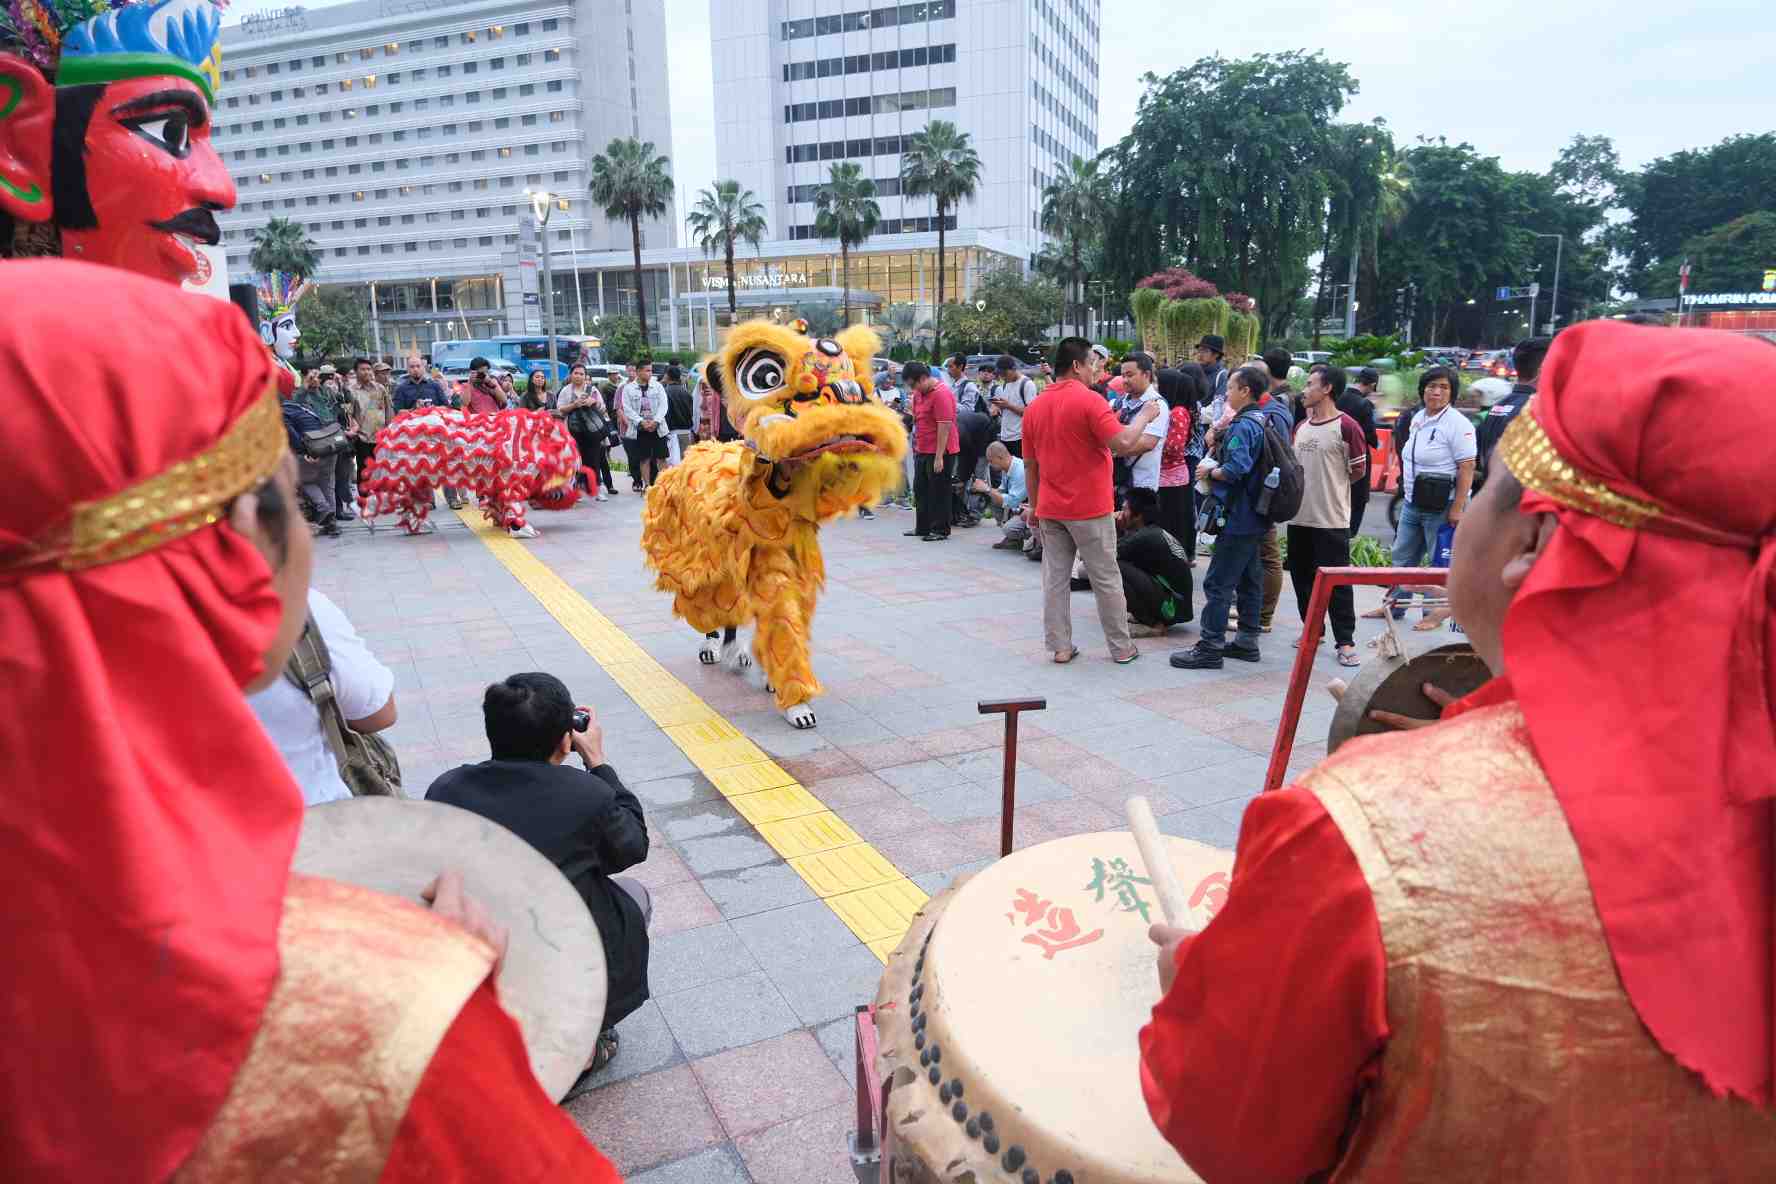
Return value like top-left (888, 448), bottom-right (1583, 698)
top-left (1002, 1145), bottom-right (1027, 1171)
top-left (928, 1066), bottom-right (940, 1085)
top-left (914, 1014), bottom-right (927, 1031)
top-left (920, 1048), bottom-right (930, 1066)
top-left (939, 1083), bottom-right (951, 1103)
top-left (929, 1043), bottom-right (940, 1061)
top-left (951, 1101), bottom-right (968, 1122)
top-left (965, 1119), bottom-right (981, 1139)
top-left (1051, 1172), bottom-right (1074, 1184)
top-left (911, 985), bottom-right (923, 1003)
top-left (914, 1033), bottom-right (925, 1050)
top-left (1022, 1169), bottom-right (1040, 1184)
top-left (949, 1078), bottom-right (963, 1099)
top-left (982, 1134), bottom-right (1001, 1154)
top-left (978, 1113), bottom-right (994, 1132)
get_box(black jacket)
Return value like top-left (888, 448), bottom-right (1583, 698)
top-left (665, 383), bottom-right (695, 431)
top-left (392, 374), bottom-right (449, 411)
top-left (1473, 382), bottom-right (1534, 492)
top-left (1335, 389), bottom-right (1380, 483)
top-left (426, 758), bottom-right (651, 1025)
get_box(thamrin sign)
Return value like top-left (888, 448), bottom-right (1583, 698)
top-left (704, 271), bottom-right (809, 291)
top-left (1681, 291), bottom-right (1776, 309)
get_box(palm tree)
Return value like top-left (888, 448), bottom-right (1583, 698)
top-left (1032, 243), bottom-right (1075, 338)
top-left (1040, 159), bottom-right (1106, 337)
top-left (687, 180), bottom-right (767, 322)
top-left (1316, 122), bottom-right (1409, 345)
top-left (588, 137), bottom-right (674, 348)
top-left (813, 162), bottom-right (881, 328)
top-left (900, 120), bottom-right (982, 360)
top-left (249, 216), bottom-right (319, 279)
top-left (883, 301), bottom-right (920, 348)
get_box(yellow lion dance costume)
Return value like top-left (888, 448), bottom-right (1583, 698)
top-left (640, 321), bottom-right (907, 729)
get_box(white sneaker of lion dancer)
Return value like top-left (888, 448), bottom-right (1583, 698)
top-left (508, 523), bottom-right (540, 539)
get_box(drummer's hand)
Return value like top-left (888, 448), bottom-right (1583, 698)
top-left (1149, 923), bottom-right (1196, 995)
top-left (423, 870), bottom-right (509, 970)
top-left (1367, 682), bottom-right (1458, 731)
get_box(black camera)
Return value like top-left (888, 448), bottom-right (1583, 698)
top-left (572, 708), bottom-right (591, 733)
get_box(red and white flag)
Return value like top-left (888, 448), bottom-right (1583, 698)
top-left (1678, 259), bottom-right (1692, 293)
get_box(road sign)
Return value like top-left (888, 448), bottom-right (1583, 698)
top-left (1763, 268), bottom-right (1775, 292)
top-left (1496, 286), bottom-right (1512, 301)
top-left (1528, 282), bottom-right (1540, 297)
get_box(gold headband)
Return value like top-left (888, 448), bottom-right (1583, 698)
top-left (1498, 403), bottom-right (1758, 551)
top-left (2, 390), bottom-right (289, 576)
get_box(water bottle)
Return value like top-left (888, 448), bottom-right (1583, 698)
top-left (1257, 466), bottom-right (1280, 515)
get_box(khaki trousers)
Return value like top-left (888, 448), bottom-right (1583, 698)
top-left (1040, 515), bottom-right (1132, 656)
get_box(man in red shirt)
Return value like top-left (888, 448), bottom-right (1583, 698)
top-left (903, 361), bottom-right (960, 541)
top-left (1023, 337), bottom-right (1163, 664)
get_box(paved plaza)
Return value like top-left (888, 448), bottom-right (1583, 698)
top-left (313, 491), bottom-right (1402, 1182)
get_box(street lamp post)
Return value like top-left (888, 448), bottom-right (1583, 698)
top-left (1532, 232), bottom-right (1563, 334)
top-left (524, 187), bottom-right (559, 381)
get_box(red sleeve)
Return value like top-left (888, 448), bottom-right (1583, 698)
top-left (381, 981), bottom-right (622, 1184)
top-left (1339, 413), bottom-right (1368, 462)
top-left (1090, 399), bottom-right (1121, 445)
top-left (1138, 789), bottom-right (1388, 1184)
top-left (937, 388), bottom-right (956, 424)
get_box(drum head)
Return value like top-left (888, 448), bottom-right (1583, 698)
top-left (878, 832), bottom-right (1231, 1184)
top-left (294, 797), bottom-right (605, 1100)
top-left (1328, 635), bottom-right (1490, 753)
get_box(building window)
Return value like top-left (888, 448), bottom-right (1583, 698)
top-left (405, 241), bottom-right (418, 252)
top-left (515, 22), bottom-right (530, 34)
top-left (520, 83), bottom-right (535, 95)
top-left (437, 64), bottom-right (452, 77)
top-left (385, 41), bottom-right (399, 55)
top-left (546, 79), bottom-right (563, 92)
top-left (493, 87), bottom-right (508, 99)
top-left (460, 31), bottom-right (476, 44)
top-left (541, 18), bottom-right (557, 30)
top-left (521, 113), bottom-right (537, 126)
top-left (433, 36), bottom-right (448, 49)
top-left (353, 191), bottom-right (365, 201)
top-left (339, 78), bottom-right (353, 91)
top-left (544, 48), bottom-right (560, 61)
top-left (549, 111), bottom-right (565, 123)
top-left (491, 56), bottom-right (505, 69)
top-left (498, 147), bottom-right (512, 158)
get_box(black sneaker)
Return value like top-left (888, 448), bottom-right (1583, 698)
top-left (1170, 644), bottom-right (1223, 670)
top-left (857, 507), bottom-right (876, 519)
top-left (903, 529), bottom-right (924, 537)
top-left (1069, 575), bottom-right (1091, 591)
top-left (336, 507), bottom-right (356, 521)
top-left (1225, 642), bottom-right (1262, 662)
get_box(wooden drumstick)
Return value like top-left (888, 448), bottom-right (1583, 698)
top-left (1126, 795), bottom-right (1191, 926)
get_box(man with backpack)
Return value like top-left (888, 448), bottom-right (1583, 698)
top-left (1172, 365), bottom-right (1294, 670)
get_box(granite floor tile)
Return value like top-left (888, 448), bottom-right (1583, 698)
top-left (876, 758), bottom-right (962, 796)
top-left (729, 899), bottom-right (862, 967)
top-left (777, 749), bottom-right (865, 783)
top-left (1155, 804), bottom-right (1244, 848)
top-left (647, 922), bottom-right (761, 996)
top-left (625, 844), bottom-right (696, 891)
top-left (630, 772), bottom-right (724, 811)
top-left (565, 1064), bottom-right (725, 1175)
top-left (813, 1014), bottom-right (862, 1089)
top-left (656, 971), bottom-right (803, 1058)
top-left (734, 1101), bottom-right (858, 1184)
top-left (647, 879), bottom-right (725, 937)
top-left (674, 831), bottom-right (781, 877)
top-left (691, 1030), bottom-right (853, 1138)
top-left (803, 771), bottom-right (901, 808)
top-left (701, 861), bottom-right (820, 918)
top-left (627, 1146), bottom-right (752, 1184)
top-left (830, 796), bottom-right (938, 841)
top-left (756, 942), bottom-right (887, 1027)
top-left (870, 824), bottom-right (1000, 877)
top-left (598, 999), bottom-right (686, 1086)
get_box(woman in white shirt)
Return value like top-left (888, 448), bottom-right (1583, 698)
top-left (1380, 366), bottom-right (1476, 621)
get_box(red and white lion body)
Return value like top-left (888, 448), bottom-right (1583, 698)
top-left (358, 407), bottom-right (584, 534)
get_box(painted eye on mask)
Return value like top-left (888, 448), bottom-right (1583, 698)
top-left (734, 348), bottom-right (787, 400)
top-left (123, 112), bottom-right (193, 159)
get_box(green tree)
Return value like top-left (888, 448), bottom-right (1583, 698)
top-left (882, 301), bottom-right (924, 348)
top-left (1040, 157), bottom-right (1107, 336)
top-left (294, 285), bottom-right (368, 361)
top-left (900, 119), bottom-right (982, 360)
top-left (964, 267), bottom-right (1063, 349)
top-left (599, 314), bottom-right (646, 363)
top-left (812, 162), bottom-right (881, 327)
top-left (686, 179), bottom-right (767, 321)
top-left (249, 216), bottom-right (320, 279)
top-left (588, 138), bottom-right (674, 347)
top-left (1648, 211), bottom-right (1776, 294)
top-left (1314, 121), bottom-right (1408, 347)
top-left (1096, 52), bottom-right (1357, 339)
top-left (1616, 133), bottom-right (1776, 296)
top-left (794, 303), bottom-right (844, 337)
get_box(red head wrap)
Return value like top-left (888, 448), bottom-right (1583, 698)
top-left (1498, 319), bottom-right (1776, 1103)
top-left (0, 261), bottom-right (302, 1177)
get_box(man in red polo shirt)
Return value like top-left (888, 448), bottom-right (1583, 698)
top-left (903, 361), bottom-right (961, 542)
top-left (1023, 337), bottom-right (1164, 664)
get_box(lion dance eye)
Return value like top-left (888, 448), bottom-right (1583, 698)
top-left (734, 348), bottom-right (787, 400)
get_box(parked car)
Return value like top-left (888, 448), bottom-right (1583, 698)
top-left (1290, 350), bottom-right (1333, 368)
top-left (1464, 349), bottom-right (1516, 379)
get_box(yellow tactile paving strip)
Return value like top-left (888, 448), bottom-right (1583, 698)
top-left (457, 509), bottom-right (927, 961)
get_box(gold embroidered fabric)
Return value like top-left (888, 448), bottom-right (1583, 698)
top-left (5, 390), bottom-right (287, 576)
top-left (1498, 406), bottom-right (1757, 549)
top-left (1304, 706), bottom-right (1776, 1181)
top-left (173, 875), bottom-right (495, 1184)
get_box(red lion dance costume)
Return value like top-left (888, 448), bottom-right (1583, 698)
top-left (358, 407), bottom-right (583, 535)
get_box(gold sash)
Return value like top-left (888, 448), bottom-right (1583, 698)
top-left (174, 875), bottom-right (496, 1183)
top-left (1306, 702), bottom-right (1776, 1181)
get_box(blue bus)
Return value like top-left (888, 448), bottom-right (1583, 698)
top-left (490, 335), bottom-right (610, 384)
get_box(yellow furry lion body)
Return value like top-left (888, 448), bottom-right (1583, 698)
top-left (639, 322), bottom-right (907, 720)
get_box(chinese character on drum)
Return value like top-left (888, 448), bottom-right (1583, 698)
top-left (1005, 887), bottom-right (1105, 960)
top-left (1084, 855), bottom-right (1156, 923)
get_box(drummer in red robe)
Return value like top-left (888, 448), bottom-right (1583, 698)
top-left (1139, 320), bottom-right (1776, 1181)
top-left (0, 260), bottom-right (621, 1181)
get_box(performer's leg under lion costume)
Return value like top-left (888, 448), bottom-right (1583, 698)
top-left (641, 322), bottom-right (907, 729)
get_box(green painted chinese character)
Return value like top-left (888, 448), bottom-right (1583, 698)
top-left (1085, 856), bottom-right (1154, 923)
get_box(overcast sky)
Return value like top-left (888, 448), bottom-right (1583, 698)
top-left (229, 0), bottom-right (1770, 229)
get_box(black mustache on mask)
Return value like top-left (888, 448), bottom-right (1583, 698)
top-left (147, 208), bottom-right (222, 246)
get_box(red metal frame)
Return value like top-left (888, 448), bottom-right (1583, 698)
top-left (979, 697), bottom-right (1047, 856)
top-left (853, 1004), bottom-right (885, 1172)
top-left (1264, 566), bottom-right (1449, 793)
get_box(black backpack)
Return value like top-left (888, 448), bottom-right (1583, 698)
top-left (1243, 408), bottom-right (1305, 524)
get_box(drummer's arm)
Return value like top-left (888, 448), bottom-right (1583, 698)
top-left (1138, 788), bottom-right (1387, 1184)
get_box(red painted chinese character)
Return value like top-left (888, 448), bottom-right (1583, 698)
top-left (1021, 906), bottom-right (1105, 960)
top-left (1006, 887), bottom-right (1054, 928)
top-left (1188, 872), bottom-right (1230, 919)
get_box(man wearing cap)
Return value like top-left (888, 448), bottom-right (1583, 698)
top-left (0, 0), bottom-right (235, 286)
top-left (1336, 365), bottom-right (1382, 532)
top-left (1140, 320), bottom-right (1776, 1180)
top-left (1194, 334), bottom-right (1230, 417)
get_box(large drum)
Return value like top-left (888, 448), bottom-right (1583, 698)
top-left (874, 832), bottom-right (1234, 1184)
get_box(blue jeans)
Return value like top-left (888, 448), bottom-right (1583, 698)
top-left (1199, 530), bottom-right (1263, 649)
top-left (1390, 501), bottom-right (1448, 611)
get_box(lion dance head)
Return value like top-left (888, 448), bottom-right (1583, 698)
top-left (706, 320), bottom-right (907, 517)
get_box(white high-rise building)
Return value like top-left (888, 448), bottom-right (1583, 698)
top-left (713, 0), bottom-right (1100, 252)
top-left (214, 0), bottom-right (674, 355)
